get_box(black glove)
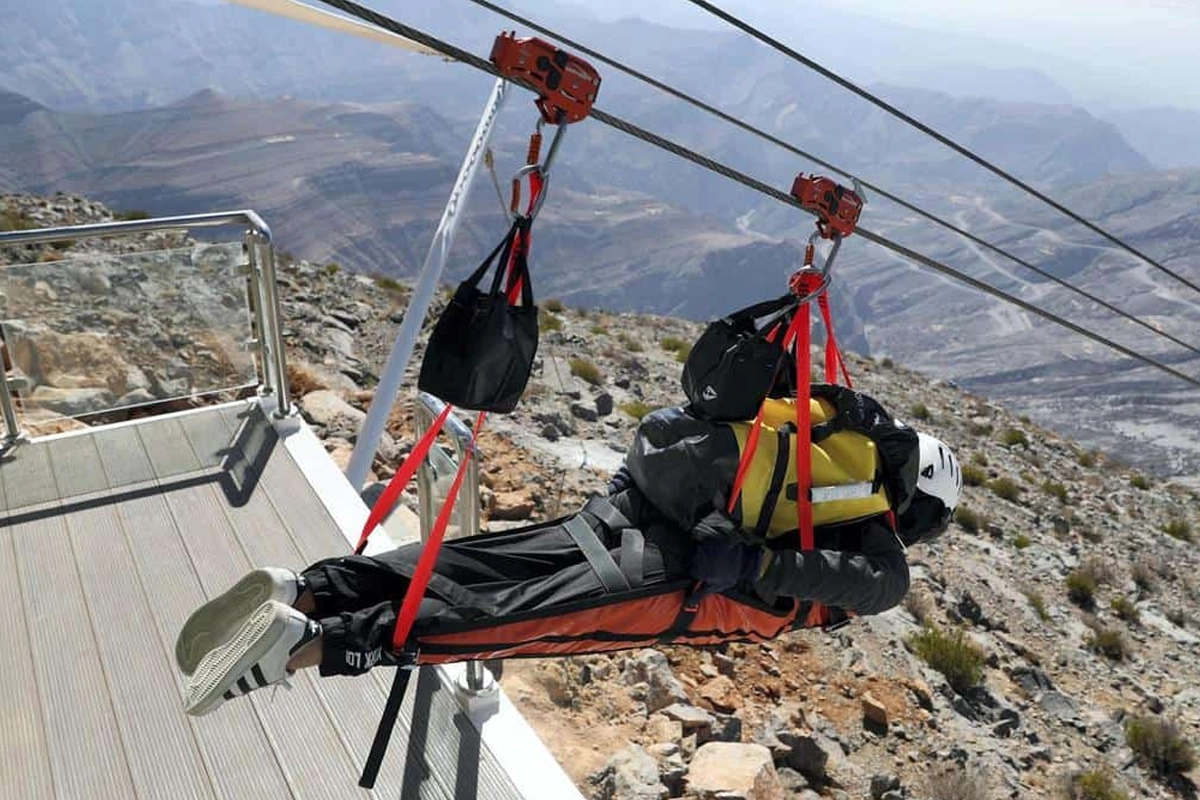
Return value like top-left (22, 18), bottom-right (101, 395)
top-left (688, 537), bottom-right (765, 593)
top-left (810, 383), bottom-right (887, 443)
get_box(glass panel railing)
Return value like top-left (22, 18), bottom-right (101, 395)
top-left (1, 242), bottom-right (258, 434)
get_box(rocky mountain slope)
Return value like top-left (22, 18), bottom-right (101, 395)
top-left (6, 193), bottom-right (1200, 799)
top-left (281, 258), bottom-right (1200, 800)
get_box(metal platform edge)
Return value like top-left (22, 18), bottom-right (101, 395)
top-left (259, 396), bottom-right (585, 800)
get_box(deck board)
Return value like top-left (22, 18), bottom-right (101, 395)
top-left (11, 513), bottom-right (136, 799)
top-left (46, 433), bottom-right (109, 499)
top-left (2, 441), bottom-right (57, 510)
top-left (0, 403), bottom-right (531, 800)
top-left (115, 488), bottom-right (295, 800)
top-left (93, 425), bottom-right (158, 487)
top-left (66, 498), bottom-right (217, 800)
top-left (0, 520), bottom-right (55, 800)
top-left (138, 417), bottom-right (204, 478)
top-left (162, 463), bottom-right (368, 800)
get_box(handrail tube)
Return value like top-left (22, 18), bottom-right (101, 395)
top-left (415, 391), bottom-right (480, 542)
top-left (0, 210), bottom-right (272, 247)
top-left (0, 209), bottom-right (291, 427)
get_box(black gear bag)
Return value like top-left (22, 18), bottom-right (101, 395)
top-left (418, 218), bottom-right (538, 413)
top-left (681, 294), bottom-right (798, 422)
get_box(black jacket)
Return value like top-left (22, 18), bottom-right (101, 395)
top-left (609, 466), bottom-right (910, 616)
top-left (753, 517), bottom-right (909, 616)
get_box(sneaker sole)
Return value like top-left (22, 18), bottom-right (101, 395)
top-left (175, 570), bottom-right (283, 675)
top-left (184, 602), bottom-right (289, 716)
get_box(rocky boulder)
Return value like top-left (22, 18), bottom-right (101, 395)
top-left (686, 742), bottom-right (783, 800)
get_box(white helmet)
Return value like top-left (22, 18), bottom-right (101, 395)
top-left (917, 433), bottom-right (961, 511)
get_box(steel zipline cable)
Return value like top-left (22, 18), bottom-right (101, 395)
top-left (307, 0), bottom-right (1200, 391)
top-left (453, 0), bottom-right (1200, 360)
top-left (684, 0), bottom-right (1200, 299)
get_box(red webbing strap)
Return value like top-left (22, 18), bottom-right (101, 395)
top-left (505, 172), bottom-right (544, 305)
top-left (794, 304), bottom-right (815, 552)
top-left (391, 411), bottom-right (487, 652)
top-left (728, 313), bottom-right (806, 516)
top-left (817, 292), bottom-right (853, 388)
top-left (354, 404), bottom-right (454, 555)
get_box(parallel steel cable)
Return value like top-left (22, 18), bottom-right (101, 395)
top-left (684, 0), bottom-right (1200, 299)
top-left (451, 0), bottom-right (1200, 359)
top-left (308, 0), bottom-right (1200, 391)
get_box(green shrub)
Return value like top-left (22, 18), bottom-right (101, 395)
top-left (1000, 428), bottom-right (1029, 447)
top-left (660, 335), bottom-right (689, 352)
top-left (589, 324), bottom-right (609, 336)
top-left (880, 357), bottom-right (894, 368)
top-left (971, 452), bottom-right (989, 467)
top-left (0, 207), bottom-right (37, 231)
top-left (1125, 716), bottom-right (1196, 778)
top-left (961, 464), bottom-right (987, 487)
top-left (1068, 768), bottom-right (1128, 800)
top-left (968, 421), bottom-right (994, 437)
top-left (1087, 624), bottom-right (1128, 661)
top-left (1026, 590), bottom-right (1049, 621)
top-left (1130, 473), bottom-right (1150, 490)
top-left (114, 209), bottom-right (152, 221)
top-left (544, 298), bottom-right (565, 312)
top-left (539, 309), bottom-right (563, 333)
top-left (373, 274), bottom-right (404, 293)
top-left (1013, 533), bottom-right (1032, 549)
top-left (909, 627), bottom-right (985, 694)
top-left (1078, 450), bottom-right (1098, 468)
top-left (1110, 596), bottom-right (1140, 624)
top-left (619, 400), bottom-right (653, 421)
top-left (674, 346), bottom-right (691, 363)
top-left (568, 357), bottom-right (603, 386)
top-left (1066, 569), bottom-right (1097, 609)
top-left (1162, 519), bottom-right (1192, 541)
top-left (955, 506), bottom-right (981, 533)
top-left (909, 403), bottom-right (932, 421)
top-left (989, 477), bottom-right (1022, 502)
top-left (617, 333), bottom-right (643, 353)
top-left (1042, 481), bottom-right (1068, 503)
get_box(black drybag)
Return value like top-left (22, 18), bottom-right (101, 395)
top-left (681, 295), bottom-right (798, 422)
top-left (418, 218), bottom-right (538, 413)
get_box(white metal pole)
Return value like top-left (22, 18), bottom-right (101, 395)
top-left (346, 77), bottom-right (509, 489)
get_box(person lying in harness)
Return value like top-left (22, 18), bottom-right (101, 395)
top-left (175, 384), bottom-right (961, 717)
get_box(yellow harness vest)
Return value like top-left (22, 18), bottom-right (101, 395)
top-left (730, 397), bottom-right (891, 537)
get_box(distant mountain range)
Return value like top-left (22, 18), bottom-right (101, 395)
top-left (2, 0), bottom-right (1199, 476)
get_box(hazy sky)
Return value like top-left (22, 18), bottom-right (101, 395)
top-left (566, 0), bottom-right (1200, 109)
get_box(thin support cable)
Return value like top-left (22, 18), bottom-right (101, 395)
top-left (308, 0), bottom-right (1200, 392)
top-left (459, 0), bottom-right (1200, 357)
top-left (684, 0), bottom-right (1200, 299)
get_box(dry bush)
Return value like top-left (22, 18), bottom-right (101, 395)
top-left (1126, 716), bottom-right (1196, 779)
top-left (287, 362), bottom-right (329, 396)
top-left (926, 768), bottom-right (990, 800)
top-left (909, 627), bottom-right (985, 693)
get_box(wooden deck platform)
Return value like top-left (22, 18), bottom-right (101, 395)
top-left (0, 402), bottom-right (526, 800)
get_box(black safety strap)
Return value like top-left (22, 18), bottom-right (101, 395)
top-left (753, 425), bottom-right (793, 540)
top-left (659, 581), bottom-right (707, 643)
top-left (582, 495), bottom-right (634, 531)
top-left (360, 663), bottom-right (416, 788)
top-left (562, 515), bottom-right (630, 594)
top-left (619, 529), bottom-right (645, 588)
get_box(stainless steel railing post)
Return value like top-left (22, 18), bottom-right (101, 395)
top-left (414, 392), bottom-right (490, 695)
top-left (243, 233), bottom-right (275, 403)
top-left (0, 339), bottom-right (22, 445)
top-left (257, 235), bottom-right (292, 417)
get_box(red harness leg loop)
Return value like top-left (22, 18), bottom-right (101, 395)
top-left (392, 411), bottom-right (487, 652)
top-left (817, 292), bottom-right (853, 388)
top-left (354, 404), bottom-right (454, 555)
top-left (794, 304), bottom-right (814, 552)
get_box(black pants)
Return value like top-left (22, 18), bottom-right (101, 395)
top-left (303, 518), bottom-right (673, 676)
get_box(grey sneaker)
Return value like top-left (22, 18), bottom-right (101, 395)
top-left (183, 600), bottom-right (319, 717)
top-left (175, 568), bottom-right (304, 675)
